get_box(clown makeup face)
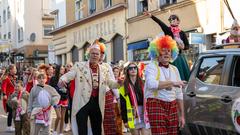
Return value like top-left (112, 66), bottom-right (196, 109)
top-left (159, 48), bottom-right (172, 64)
top-left (89, 48), bottom-right (101, 65)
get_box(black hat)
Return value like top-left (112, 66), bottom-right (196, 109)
top-left (168, 14), bottom-right (180, 22)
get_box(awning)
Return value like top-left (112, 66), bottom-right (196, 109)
top-left (128, 40), bottom-right (149, 50)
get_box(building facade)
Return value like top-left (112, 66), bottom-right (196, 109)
top-left (127, 0), bottom-right (240, 62)
top-left (50, 0), bottom-right (127, 65)
top-left (0, 0), bottom-right (55, 67)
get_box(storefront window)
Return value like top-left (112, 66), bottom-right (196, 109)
top-left (133, 49), bottom-right (150, 61)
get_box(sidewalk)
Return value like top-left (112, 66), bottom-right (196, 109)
top-left (0, 98), bottom-right (72, 135)
top-left (0, 98), bottom-right (131, 135)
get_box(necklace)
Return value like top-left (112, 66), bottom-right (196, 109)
top-left (160, 67), bottom-right (171, 80)
top-left (90, 67), bottom-right (99, 89)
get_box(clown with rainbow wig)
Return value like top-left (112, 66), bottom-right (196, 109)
top-left (144, 35), bottom-right (186, 135)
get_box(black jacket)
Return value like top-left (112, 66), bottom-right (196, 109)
top-left (151, 15), bottom-right (190, 52)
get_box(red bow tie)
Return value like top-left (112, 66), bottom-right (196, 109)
top-left (159, 63), bottom-right (169, 68)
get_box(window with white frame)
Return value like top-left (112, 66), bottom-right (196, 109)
top-left (89, 0), bottom-right (96, 15)
top-left (7, 6), bottom-right (10, 19)
top-left (8, 32), bottom-right (11, 39)
top-left (3, 10), bottom-right (6, 23)
top-left (104, 0), bottom-right (112, 8)
top-left (137, 0), bottom-right (148, 15)
top-left (43, 25), bottom-right (54, 36)
top-left (159, 0), bottom-right (177, 7)
top-left (75, 0), bottom-right (83, 20)
top-left (18, 27), bottom-right (23, 42)
top-left (53, 10), bottom-right (59, 28)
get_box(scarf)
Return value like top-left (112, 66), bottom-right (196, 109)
top-left (170, 26), bottom-right (181, 38)
top-left (15, 91), bottom-right (23, 121)
top-left (128, 81), bottom-right (150, 128)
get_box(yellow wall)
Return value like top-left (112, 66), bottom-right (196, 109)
top-left (65, 0), bottom-right (126, 24)
top-left (127, 2), bottom-right (201, 43)
top-left (66, 0), bottom-right (75, 24)
top-left (52, 8), bottom-right (127, 62)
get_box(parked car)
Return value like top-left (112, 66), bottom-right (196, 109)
top-left (182, 43), bottom-right (240, 135)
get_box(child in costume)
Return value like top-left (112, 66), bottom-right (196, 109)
top-left (8, 80), bottom-right (30, 135)
top-left (27, 73), bottom-right (60, 135)
top-left (144, 11), bottom-right (190, 81)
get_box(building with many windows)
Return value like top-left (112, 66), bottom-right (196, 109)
top-left (0, 0), bottom-right (55, 67)
top-left (50, 0), bottom-right (127, 65)
top-left (127, 0), bottom-right (240, 62)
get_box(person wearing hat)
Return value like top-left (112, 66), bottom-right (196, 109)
top-left (94, 40), bottom-right (121, 135)
top-left (145, 35), bottom-right (186, 135)
top-left (144, 11), bottom-right (190, 81)
top-left (225, 19), bottom-right (240, 43)
top-left (58, 41), bottom-right (122, 135)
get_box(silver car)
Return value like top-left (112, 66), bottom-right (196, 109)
top-left (183, 44), bottom-right (240, 135)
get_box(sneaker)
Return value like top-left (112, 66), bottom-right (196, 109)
top-left (122, 127), bottom-right (128, 133)
top-left (6, 126), bottom-right (14, 132)
top-left (10, 127), bottom-right (15, 131)
top-left (52, 131), bottom-right (58, 135)
top-left (64, 123), bottom-right (71, 132)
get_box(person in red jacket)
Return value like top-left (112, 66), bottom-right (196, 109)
top-left (1, 64), bottom-right (17, 132)
top-left (25, 68), bottom-right (39, 93)
top-left (64, 62), bottom-right (74, 132)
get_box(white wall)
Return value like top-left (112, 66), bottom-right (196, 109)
top-left (52, 0), bottom-right (66, 28)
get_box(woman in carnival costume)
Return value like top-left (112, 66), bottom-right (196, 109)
top-left (119, 62), bottom-right (151, 135)
top-left (145, 35), bottom-right (186, 135)
top-left (144, 11), bottom-right (190, 81)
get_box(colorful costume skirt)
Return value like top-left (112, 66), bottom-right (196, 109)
top-left (147, 98), bottom-right (178, 135)
top-left (103, 90), bottom-right (117, 135)
top-left (172, 54), bottom-right (190, 81)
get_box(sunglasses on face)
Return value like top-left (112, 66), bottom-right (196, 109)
top-left (128, 66), bottom-right (138, 71)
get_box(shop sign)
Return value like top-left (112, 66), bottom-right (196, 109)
top-left (73, 18), bottom-right (116, 44)
top-left (189, 33), bottom-right (206, 44)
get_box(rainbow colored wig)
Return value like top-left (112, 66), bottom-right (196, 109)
top-left (148, 35), bottom-right (179, 61)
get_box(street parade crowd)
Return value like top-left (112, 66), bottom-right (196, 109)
top-left (0, 10), bottom-right (239, 135)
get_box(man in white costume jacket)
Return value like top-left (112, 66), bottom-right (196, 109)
top-left (59, 43), bottom-right (121, 135)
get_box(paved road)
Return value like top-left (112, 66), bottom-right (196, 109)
top-left (0, 98), bottom-right (131, 135)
